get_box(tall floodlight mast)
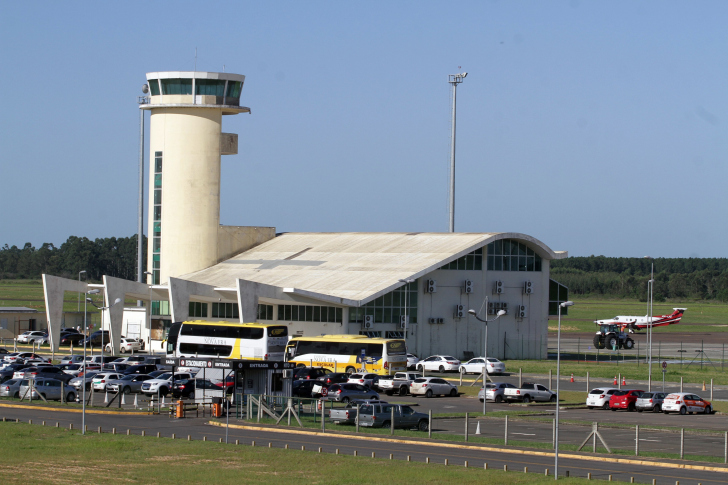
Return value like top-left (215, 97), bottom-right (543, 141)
top-left (448, 72), bottom-right (467, 232)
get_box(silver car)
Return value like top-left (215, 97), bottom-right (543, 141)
top-left (322, 383), bottom-right (379, 402)
top-left (636, 392), bottom-right (666, 413)
top-left (69, 372), bottom-right (99, 392)
top-left (478, 382), bottom-right (516, 403)
top-left (107, 374), bottom-right (154, 394)
top-left (0, 378), bottom-right (22, 398)
top-left (18, 378), bottom-right (77, 402)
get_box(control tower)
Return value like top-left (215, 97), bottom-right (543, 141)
top-left (141, 71), bottom-right (273, 286)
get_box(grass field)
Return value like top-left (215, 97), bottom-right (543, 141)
top-left (551, 297), bottom-right (728, 333)
top-left (0, 421), bottom-right (602, 484)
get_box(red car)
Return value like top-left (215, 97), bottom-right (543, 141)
top-left (609, 389), bottom-right (644, 411)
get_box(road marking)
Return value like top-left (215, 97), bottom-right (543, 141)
top-left (512, 432), bottom-right (536, 436)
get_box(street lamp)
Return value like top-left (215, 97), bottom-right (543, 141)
top-left (468, 298), bottom-right (506, 416)
top-left (82, 288), bottom-right (100, 435)
top-left (398, 279), bottom-right (415, 343)
top-left (77, 270), bottom-right (87, 312)
top-left (554, 300), bottom-right (574, 480)
top-left (644, 256), bottom-right (654, 392)
top-left (447, 71), bottom-right (467, 232)
top-left (144, 271), bottom-right (153, 351)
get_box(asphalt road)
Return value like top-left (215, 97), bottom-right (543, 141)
top-left (1, 406), bottom-right (727, 484)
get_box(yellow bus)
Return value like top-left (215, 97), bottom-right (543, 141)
top-left (285, 335), bottom-right (407, 375)
top-left (172, 321), bottom-right (288, 360)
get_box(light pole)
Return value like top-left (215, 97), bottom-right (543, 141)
top-left (448, 71), bottom-right (467, 233)
top-left (144, 271), bottom-right (153, 352)
top-left (87, 297), bottom-right (123, 358)
top-left (137, 88), bottom-right (149, 306)
top-left (468, 300), bottom-right (506, 416)
top-left (82, 288), bottom-right (100, 435)
top-left (398, 279), bottom-right (415, 344)
top-left (644, 256), bottom-right (654, 392)
top-left (554, 300), bottom-right (574, 480)
top-left (77, 270), bottom-right (87, 312)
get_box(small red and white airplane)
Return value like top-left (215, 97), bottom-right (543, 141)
top-left (595, 308), bottom-right (687, 333)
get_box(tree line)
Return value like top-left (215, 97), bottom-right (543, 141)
top-left (551, 256), bottom-right (728, 301)
top-left (0, 235), bottom-right (146, 282)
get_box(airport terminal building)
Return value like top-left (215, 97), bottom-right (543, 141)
top-left (42, 70), bottom-right (568, 360)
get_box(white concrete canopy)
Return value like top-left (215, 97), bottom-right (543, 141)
top-left (43, 274), bottom-right (91, 352)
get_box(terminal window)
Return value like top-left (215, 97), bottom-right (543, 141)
top-left (257, 304), bottom-right (274, 321)
top-left (487, 239), bottom-right (542, 272)
top-left (212, 302), bottom-right (239, 319)
top-left (439, 249), bottom-right (483, 270)
top-left (189, 302), bottom-right (208, 318)
top-left (278, 305), bottom-right (342, 323)
top-left (349, 281), bottom-right (417, 324)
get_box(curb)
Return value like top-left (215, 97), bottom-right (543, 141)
top-left (207, 420), bottom-right (728, 474)
top-left (0, 402), bottom-right (154, 416)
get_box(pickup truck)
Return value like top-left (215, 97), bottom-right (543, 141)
top-left (378, 372), bottom-right (421, 396)
top-left (503, 382), bottom-right (557, 403)
top-left (358, 403), bottom-right (430, 431)
top-left (328, 399), bottom-right (387, 425)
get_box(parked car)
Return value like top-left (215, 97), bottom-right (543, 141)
top-left (107, 374), bottom-right (154, 394)
top-left (310, 373), bottom-right (350, 397)
top-left (92, 372), bottom-right (124, 391)
top-left (19, 366), bottom-right (73, 384)
top-left (13, 364), bottom-right (54, 379)
top-left (415, 355), bottom-right (461, 373)
top-left (85, 355), bottom-right (118, 365)
top-left (123, 364), bottom-right (158, 375)
top-left (148, 370), bottom-right (169, 379)
top-left (409, 377), bottom-right (458, 398)
top-left (0, 364), bottom-right (32, 383)
top-left (59, 355), bottom-right (86, 365)
top-left (662, 393), bottom-right (713, 415)
top-left (141, 372), bottom-right (194, 397)
top-left (504, 383), bottom-right (557, 403)
top-left (16, 331), bottom-right (47, 344)
top-left (172, 378), bottom-right (219, 399)
top-left (635, 392), bottom-right (667, 413)
top-left (459, 357), bottom-right (505, 375)
top-left (358, 403), bottom-right (429, 431)
top-left (18, 378), bottom-right (76, 402)
top-left (69, 372), bottom-right (99, 392)
top-left (293, 367), bottom-right (332, 381)
top-left (329, 399), bottom-right (388, 425)
top-left (102, 363), bottom-right (130, 373)
top-left (586, 388), bottom-right (620, 410)
top-left (378, 372), bottom-right (420, 396)
top-left (479, 382), bottom-right (517, 403)
top-left (116, 356), bottom-right (147, 365)
top-left (0, 348), bottom-right (9, 355)
top-left (0, 378), bottom-right (22, 398)
top-left (406, 353), bottom-right (419, 370)
top-left (347, 373), bottom-right (379, 389)
top-left (58, 363), bottom-right (85, 375)
top-left (292, 379), bottom-right (317, 398)
top-left (322, 383), bottom-right (379, 402)
top-left (59, 333), bottom-right (86, 346)
top-left (105, 338), bottom-right (142, 354)
top-left (609, 390), bottom-right (644, 412)
top-left (5, 352), bottom-right (48, 364)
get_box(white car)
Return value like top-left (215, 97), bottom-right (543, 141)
top-left (140, 372), bottom-right (193, 397)
top-left (16, 331), bottom-right (47, 344)
top-left (416, 355), bottom-right (461, 373)
top-left (6, 353), bottom-right (49, 365)
top-left (92, 372), bottom-right (124, 391)
top-left (459, 357), bottom-right (505, 375)
top-left (347, 373), bottom-right (378, 388)
top-left (407, 354), bottom-right (419, 369)
top-left (586, 388), bottom-right (620, 410)
top-left (409, 377), bottom-right (459, 398)
top-left (662, 393), bottom-right (713, 415)
top-left (59, 355), bottom-right (86, 365)
top-left (105, 338), bottom-right (142, 354)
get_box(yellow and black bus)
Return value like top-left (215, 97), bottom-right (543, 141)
top-left (285, 335), bottom-right (407, 375)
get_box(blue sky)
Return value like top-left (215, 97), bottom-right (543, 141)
top-left (1, 1), bottom-right (726, 258)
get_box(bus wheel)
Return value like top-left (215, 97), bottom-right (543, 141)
top-left (345, 367), bottom-right (356, 375)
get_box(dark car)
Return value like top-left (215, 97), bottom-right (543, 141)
top-left (0, 364), bottom-right (32, 383)
top-left (123, 364), bottom-right (158, 375)
top-left (83, 330), bottom-right (111, 347)
top-left (148, 370), bottom-right (168, 379)
top-left (0, 348), bottom-right (9, 355)
top-left (317, 373), bottom-right (350, 386)
top-left (61, 328), bottom-right (80, 334)
top-left (172, 378), bottom-right (219, 399)
top-left (292, 379), bottom-right (317, 398)
top-left (293, 367), bottom-right (332, 381)
top-left (21, 366), bottom-right (73, 384)
top-left (59, 333), bottom-right (85, 346)
top-left (102, 363), bottom-right (130, 373)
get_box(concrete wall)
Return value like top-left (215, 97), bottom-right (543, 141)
top-left (148, 107), bottom-right (224, 284)
top-left (217, 226), bottom-right (276, 263)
